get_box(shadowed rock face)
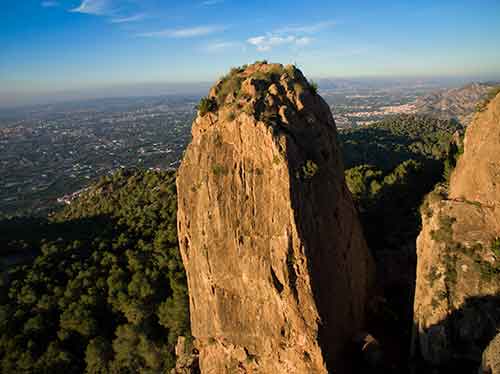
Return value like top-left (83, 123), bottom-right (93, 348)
top-left (176, 62), bottom-right (375, 373)
top-left (413, 93), bottom-right (500, 369)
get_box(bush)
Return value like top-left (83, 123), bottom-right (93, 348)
top-left (197, 97), bottom-right (217, 116)
top-left (212, 164), bottom-right (228, 176)
top-left (302, 160), bottom-right (319, 179)
top-left (309, 80), bottom-right (319, 95)
top-left (491, 237), bottom-right (500, 258)
top-left (430, 214), bottom-right (456, 244)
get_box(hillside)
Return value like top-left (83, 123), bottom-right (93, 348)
top-left (339, 113), bottom-right (463, 170)
top-left (0, 170), bottom-right (190, 373)
top-left (412, 82), bottom-right (498, 125)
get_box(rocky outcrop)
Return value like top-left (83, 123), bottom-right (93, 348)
top-left (480, 333), bottom-right (500, 374)
top-left (177, 62), bottom-right (375, 373)
top-left (170, 337), bottom-right (200, 374)
top-left (413, 93), bottom-right (500, 368)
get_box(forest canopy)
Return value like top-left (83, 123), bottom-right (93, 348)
top-left (0, 170), bottom-right (190, 373)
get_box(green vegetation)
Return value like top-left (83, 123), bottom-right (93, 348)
top-left (427, 265), bottom-right (440, 287)
top-left (0, 170), bottom-right (190, 373)
top-left (420, 186), bottom-right (447, 218)
top-left (342, 114), bottom-right (465, 253)
top-left (212, 164), bottom-right (228, 176)
top-left (252, 65), bottom-right (284, 83)
top-left (346, 160), bottom-right (436, 252)
top-left (430, 214), bottom-right (456, 244)
top-left (443, 141), bottom-right (463, 182)
top-left (301, 160), bottom-right (319, 179)
top-left (216, 73), bottom-right (244, 105)
top-left (226, 111), bottom-right (236, 121)
top-left (475, 86), bottom-right (500, 112)
top-left (339, 114), bottom-right (463, 171)
top-left (491, 237), bottom-right (500, 258)
top-left (197, 96), bottom-right (217, 116)
top-left (309, 80), bottom-right (319, 95)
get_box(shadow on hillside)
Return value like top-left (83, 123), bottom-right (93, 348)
top-left (0, 214), bottom-right (119, 269)
top-left (339, 127), bottom-right (444, 171)
top-left (411, 294), bottom-right (500, 374)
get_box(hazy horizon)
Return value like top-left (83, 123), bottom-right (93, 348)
top-left (3, 73), bottom-right (500, 110)
top-left (2, 0), bottom-right (500, 108)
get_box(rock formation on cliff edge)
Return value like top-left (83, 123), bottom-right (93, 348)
top-left (176, 62), bottom-right (375, 373)
top-left (413, 92), bottom-right (500, 369)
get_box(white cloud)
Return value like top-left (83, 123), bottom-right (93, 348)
top-left (138, 25), bottom-right (225, 38)
top-left (41, 1), bottom-right (59, 7)
top-left (247, 34), bottom-right (312, 51)
top-left (110, 13), bottom-right (146, 23)
top-left (247, 20), bottom-right (333, 51)
top-left (71, 0), bottom-right (112, 15)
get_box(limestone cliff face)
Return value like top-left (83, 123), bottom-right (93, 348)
top-left (413, 93), bottom-right (500, 368)
top-left (176, 62), bottom-right (374, 373)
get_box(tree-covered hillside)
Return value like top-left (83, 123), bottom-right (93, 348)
top-left (339, 114), bottom-right (463, 171)
top-left (0, 170), bottom-right (190, 373)
top-left (339, 114), bottom-right (462, 253)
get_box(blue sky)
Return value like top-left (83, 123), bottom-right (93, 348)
top-left (1, 0), bottom-right (500, 105)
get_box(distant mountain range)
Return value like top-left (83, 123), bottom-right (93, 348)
top-left (411, 82), bottom-right (498, 125)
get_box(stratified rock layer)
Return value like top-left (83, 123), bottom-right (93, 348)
top-left (177, 63), bottom-right (374, 373)
top-left (413, 92), bottom-right (500, 368)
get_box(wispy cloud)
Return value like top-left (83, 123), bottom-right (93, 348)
top-left (275, 21), bottom-right (336, 35)
top-left (71, 0), bottom-right (112, 15)
top-left (247, 35), bottom-right (312, 51)
top-left (41, 1), bottom-right (59, 7)
top-left (247, 20), bottom-right (334, 51)
top-left (110, 13), bottom-right (146, 23)
top-left (138, 25), bottom-right (226, 38)
top-left (201, 0), bottom-right (224, 6)
top-left (203, 41), bottom-right (242, 52)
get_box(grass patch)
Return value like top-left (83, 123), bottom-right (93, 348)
top-left (430, 214), bottom-right (456, 244)
top-left (212, 164), bottom-right (228, 177)
top-left (217, 74), bottom-right (244, 105)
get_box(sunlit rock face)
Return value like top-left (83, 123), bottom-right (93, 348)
top-left (176, 62), bottom-right (375, 373)
top-left (413, 93), bottom-right (500, 369)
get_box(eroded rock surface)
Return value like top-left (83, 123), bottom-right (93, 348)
top-left (413, 93), bottom-right (500, 368)
top-left (480, 333), bottom-right (500, 374)
top-left (177, 62), bottom-right (374, 373)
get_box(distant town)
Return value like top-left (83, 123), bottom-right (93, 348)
top-left (0, 78), bottom-right (489, 216)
